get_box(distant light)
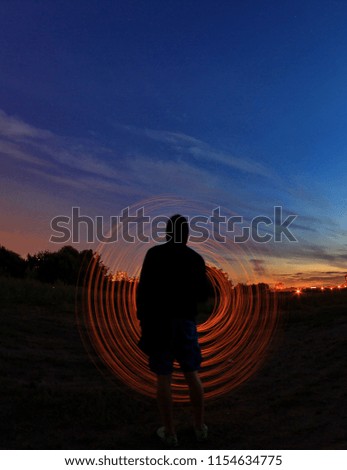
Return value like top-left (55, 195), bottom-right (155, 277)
top-left (338, 285), bottom-right (341, 289)
top-left (296, 289), bottom-right (301, 294)
top-left (321, 287), bottom-right (324, 291)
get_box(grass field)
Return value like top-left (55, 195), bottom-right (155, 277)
top-left (0, 277), bottom-right (346, 449)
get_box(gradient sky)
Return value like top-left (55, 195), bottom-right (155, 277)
top-left (0, 0), bottom-right (346, 286)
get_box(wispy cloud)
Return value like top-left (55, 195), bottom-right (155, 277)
top-left (0, 109), bottom-right (141, 202)
top-left (0, 109), bottom-right (53, 139)
top-left (275, 270), bottom-right (346, 286)
top-left (123, 125), bottom-right (276, 179)
top-left (1, 108), bottom-right (346, 282)
top-left (0, 139), bottom-right (52, 167)
top-left (253, 236), bottom-right (347, 268)
top-left (249, 258), bottom-right (267, 276)
top-left (1, 109), bottom-right (263, 210)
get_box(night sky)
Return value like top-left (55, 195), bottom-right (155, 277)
top-left (0, 0), bottom-right (346, 286)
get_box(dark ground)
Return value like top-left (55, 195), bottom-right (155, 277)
top-left (0, 278), bottom-right (346, 449)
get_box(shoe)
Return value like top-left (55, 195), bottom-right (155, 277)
top-left (156, 427), bottom-right (178, 447)
top-left (195, 424), bottom-right (208, 442)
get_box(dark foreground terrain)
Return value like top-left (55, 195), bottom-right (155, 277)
top-left (0, 278), bottom-right (346, 449)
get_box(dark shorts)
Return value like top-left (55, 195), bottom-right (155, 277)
top-left (148, 318), bottom-right (202, 375)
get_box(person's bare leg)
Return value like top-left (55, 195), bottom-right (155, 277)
top-left (184, 371), bottom-right (204, 428)
top-left (157, 374), bottom-right (176, 435)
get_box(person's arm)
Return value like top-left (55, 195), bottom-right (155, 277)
top-left (195, 256), bottom-right (210, 303)
top-left (136, 249), bottom-right (155, 320)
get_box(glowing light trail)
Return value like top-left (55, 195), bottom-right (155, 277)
top-left (77, 197), bottom-right (279, 402)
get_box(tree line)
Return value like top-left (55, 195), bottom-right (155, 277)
top-left (0, 245), bottom-right (103, 285)
top-left (0, 244), bottom-right (270, 292)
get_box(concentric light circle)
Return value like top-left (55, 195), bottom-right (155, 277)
top-left (77, 197), bottom-right (279, 401)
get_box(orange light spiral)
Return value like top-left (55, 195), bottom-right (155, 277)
top-left (77, 197), bottom-right (279, 402)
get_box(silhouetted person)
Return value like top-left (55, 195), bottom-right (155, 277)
top-left (136, 214), bottom-right (209, 446)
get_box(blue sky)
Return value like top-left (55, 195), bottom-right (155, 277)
top-left (0, 0), bottom-right (346, 286)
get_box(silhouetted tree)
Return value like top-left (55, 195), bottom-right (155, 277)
top-left (257, 282), bottom-right (270, 292)
top-left (0, 246), bottom-right (27, 278)
top-left (55, 246), bottom-right (81, 284)
top-left (27, 250), bottom-right (59, 283)
top-left (0, 244), bottom-right (108, 286)
top-left (234, 283), bottom-right (249, 294)
top-left (27, 246), bottom-right (103, 285)
top-left (77, 249), bottom-right (95, 286)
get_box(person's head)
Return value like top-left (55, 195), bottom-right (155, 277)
top-left (166, 214), bottom-right (189, 244)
